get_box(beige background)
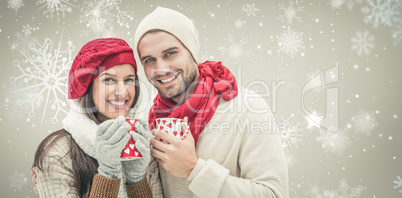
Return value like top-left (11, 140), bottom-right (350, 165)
top-left (1, 0), bottom-right (401, 197)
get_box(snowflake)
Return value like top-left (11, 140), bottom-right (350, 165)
top-left (234, 19), bottom-right (244, 29)
top-left (7, 0), bottom-right (24, 11)
top-left (361, 0), bottom-right (402, 28)
top-left (277, 27), bottom-right (305, 58)
top-left (278, 1), bottom-right (304, 24)
top-left (345, 0), bottom-right (363, 11)
top-left (330, 0), bottom-right (344, 10)
top-left (242, 3), bottom-right (260, 17)
top-left (394, 176), bottom-right (402, 193)
top-left (351, 109), bottom-right (378, 135)
top-left (392, 12), bottom-right (402, 45)
top-left (351, 30), bottom-right (375, 55)
top-left (22, 24), bottom-right (33, 36)
top-left (8, 171), bottom-right (27, 190)
top-left (36, 0), bottom-right (76, 20)
top-left (322, 179), bottom-right (363, 198)
top-left (9, 37), bottom-right (75, 124)
top-left (80, 0), bottom-right (131, 36)
top-left (279, 115), bottom-right (303, 153)
top-left (316, 129), bottom-right (336, 149)
top-left (324, 128), bottom-right (351, 155)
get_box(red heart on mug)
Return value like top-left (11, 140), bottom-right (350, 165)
top-left (167, 123), bottom-right (172, 128)
top-left (162, 120), bottom-right (167, 125)
top-left (173, 131), bottom-right (178, 136)
top-left (159, 126), bottom-right (164, 130)
top-left (173, 119), bottom-right (177, 124)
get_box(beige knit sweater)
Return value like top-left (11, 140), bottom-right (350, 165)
top-left (35, 105), bottom-right (163, 198)
top-left (158, 87), bottom-right (289, 198)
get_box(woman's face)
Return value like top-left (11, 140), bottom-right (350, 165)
top-left (92, 64), bottom-right (136, 122)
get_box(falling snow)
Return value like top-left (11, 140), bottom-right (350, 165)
top-left (242, 3), bottom-right (260, 17)
top-left (322, 179), bottom-right (363, 198)
top-left (351, 30), bottom-right (375, 55)
top-left (36, 0), bottom-right (76, 20)
top-left (330, 0), bottom-right (344, 10)
top-left (9, 37), bottom-right (74, 124)
top-left (7, 0), bottom-right (24, 11)
top-left (361, 0), bottom-right (402, 28)
top-left (351, 109), bottom-right (378, 135)
top-left (8, 171), bottom-right (27, 190)
top-left (277, 27), bottom-right (305, 57)
top-left (278, 1), bottom-right (304, 25)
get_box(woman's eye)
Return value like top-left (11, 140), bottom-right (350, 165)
top-left (125, 78), bottom-right (135, 82)
top-left (103, 78), bottom-right (114, 82)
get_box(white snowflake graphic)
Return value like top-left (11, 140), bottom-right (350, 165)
top-left (322, 179), bottom-right (363, 198)
top-left (234, 19), bottom-right (244, 29)
top-left (324, 128), bottom-right (351, 155)
top-left (394, 176), bottom-right (402, 193)
top-left (242, 3), bottom-right (260, 17)
top-left (36, 0), bottom-right (76, 20)
top-left (351, 109), bottom-right (378, 135)
top-left (278, 1), bottom-right (304, 24)
top-left (8, 171), bottom-right (28, 190)
top-left (361, 0), bottom-right (402, 28)
top-left (80, 0), bottom-right (132, 36)
top-left (345, 0), bottom-right (363, 11)
top-left (351, 30), bottom-right (375, 55)
top-left (7, 0), bottom-right (24, 11)
top-left (22, 24), bottom-right (33, 36)
top-left (9, 37), bottom-right (75, 124)
top-left (316, 129), bottom-right (336, 149)
top-left (330, 0), bottom-right (344, 10)
top-left (392, 12), bottom-right (402, 45)
top-left (277, 27), bottom-right (305, 58)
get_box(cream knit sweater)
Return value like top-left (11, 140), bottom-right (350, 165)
top-left (35, 106), bottom-right (163, 198)
top-left (158, 87), bottom-right (289, 198)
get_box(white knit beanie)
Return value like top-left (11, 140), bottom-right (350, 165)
top-left (134, 7), bottom-right (200, 63)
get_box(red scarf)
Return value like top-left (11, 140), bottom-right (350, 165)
top-left (148, 61), bottom-right (238, 145)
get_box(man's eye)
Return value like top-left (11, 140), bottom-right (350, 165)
top-left (144, 58), bottom-right (155, 63)
top-left (166, 51), bottom-right (176, 57)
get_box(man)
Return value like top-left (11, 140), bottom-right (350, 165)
top-left (134, 7), bottom-right (288, 198)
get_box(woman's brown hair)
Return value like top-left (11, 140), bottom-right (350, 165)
top-left (33, 71), bottom-right (140, 197)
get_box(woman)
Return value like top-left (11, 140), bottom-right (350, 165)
top-left (32, 38), bottom-right (162, 197)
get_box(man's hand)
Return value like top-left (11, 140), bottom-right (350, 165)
top-left (150, 117), bottom-right (198, 178)
top-left (30, 167), bottom-right (38, 194)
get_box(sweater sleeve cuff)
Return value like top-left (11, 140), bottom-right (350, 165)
top-left (125, 177), bottom-right (152, 198)
top-left (188, 159), bottom-right (230, 198)
top-left (187, 158), bottom-right (207, 182)
top-left (90, 174), bottom-right (121, 198)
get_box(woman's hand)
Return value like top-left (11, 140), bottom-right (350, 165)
top-left (122, 120), bottom-right (151, 184)
top-left (96, 116), bottom-right (131, 179)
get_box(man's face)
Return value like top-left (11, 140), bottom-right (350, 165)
top-left (138, 31), bottom-right (198, 101)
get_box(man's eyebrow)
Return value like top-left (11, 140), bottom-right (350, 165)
top-left (162, 47), bottom-right (179, 54)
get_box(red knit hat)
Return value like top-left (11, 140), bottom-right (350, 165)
top-left (68, 38), bottom-right (137, 99)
